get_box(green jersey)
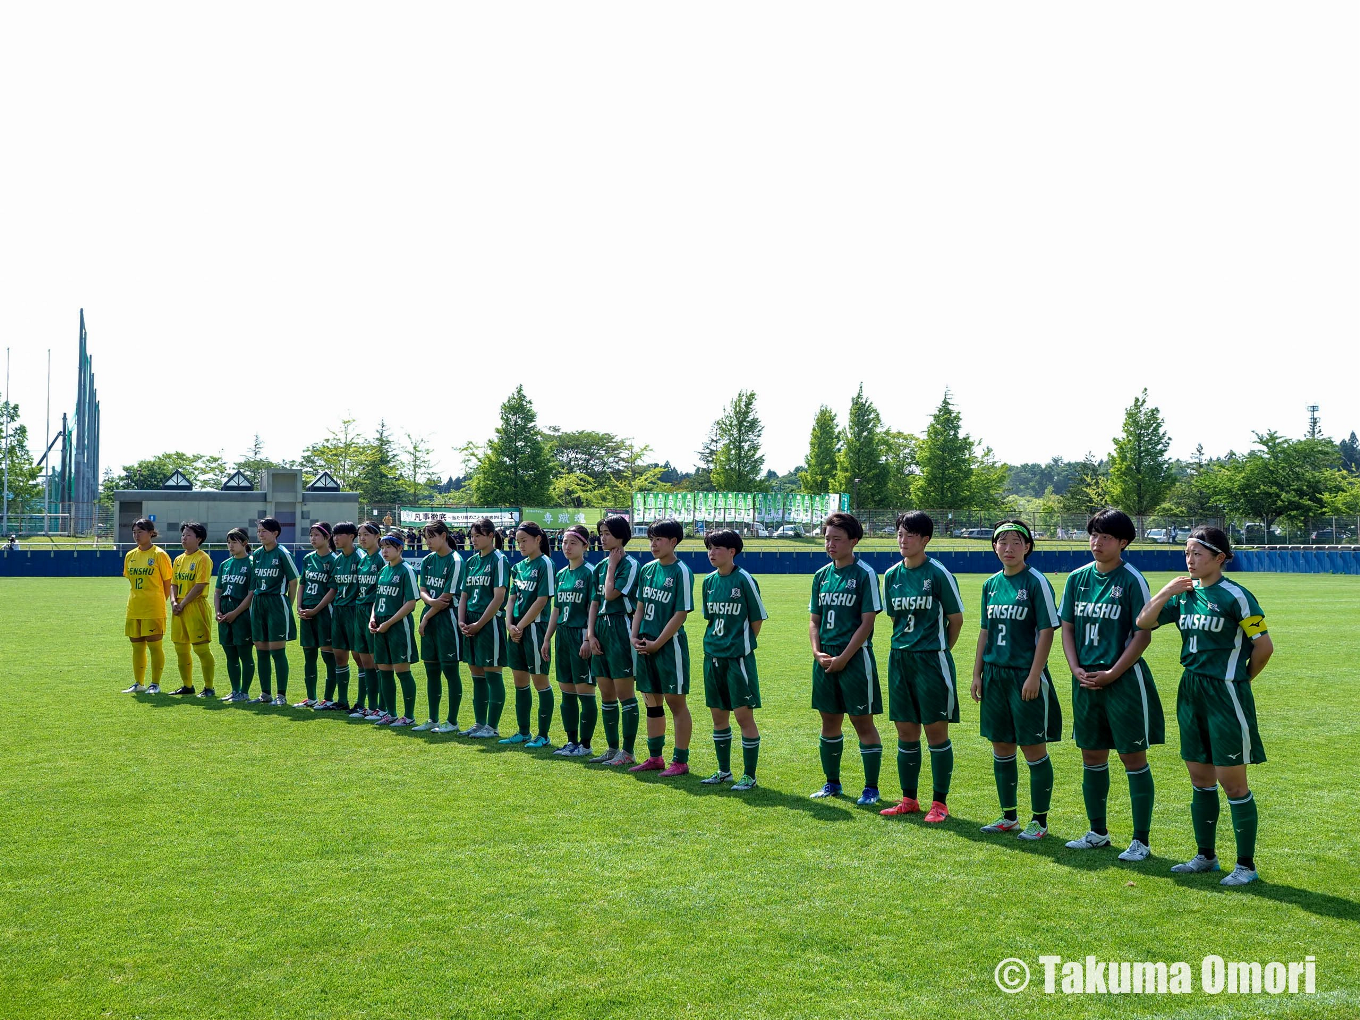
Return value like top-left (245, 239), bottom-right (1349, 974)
top-left (461, 549), bottom-right (510, 620)
top-left (980, 567), bottom-right (1060, 670)
top-left (216, 554), bottom-right (253, 605)
top-left (419, 550), bottom-right (464, 608)
top-left (1155, 577), bottom-right (1267, 682)
top-left (701, 567), bottom-right (768, 657)
top-left (250, 544), bottom-right (300, 597)
top-left (594, 554), bottom-right (641, 615)
top-left (510, 555), bottom-right (555, 625)
top-left (809, 556), bottom-right (882, 651)
top-left (356, 550), bottom-right (382, 606)
top-left (374, 559), bottom-right (419, 623)
top-left (1059, 560), bottom-right (1151, 670)
top-left (331, 549), bottom-right (361, 607)
top-left (300, 550), bottom-right (336, 609)
top-left (637, 558), bottom-right (695, 640)
top-left (554, 562), bottom-right (596, 628)
top-left (883, 557), bottom-right (964, 651)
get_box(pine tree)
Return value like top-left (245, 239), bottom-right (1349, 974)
top-left (711, 390), bottom-right (767, 492)
top-left (354, 420), bottom-right (403, 506)
top-left (803, 406), bottom-right (840, 494)
top-left (835, 385), bottom-right (890, 509)
top-left (469, 385), bottom-right (555, 506)
top-left (1106, 389), bottom-right (1175, 532)
top-left (912, 391), bottom-right (976, 509)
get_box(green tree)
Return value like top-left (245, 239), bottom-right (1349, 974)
top-left (465, 386), bottom-right (555, 506)
top-left (543, 429), bottom-right (646, 484)
top-left (881, 430), bottom-right (918, 507)
top-left (1059, 453), bottom-right (1110, 516)
top-left (1159, 445), bottom-right (1229, 519)
top-left (912, 390), bottom-right (975, 509)
top-left (399, 432), bottom-right (438, 503)
top-left (803, 406), bottom-right (840, 494)
top-left (113, 450), bottom-right (228, 491)
top-left (353, 420), bottom-right (403, 507)
top-left (710, 390), bottom-right (767, 492)
top-left (1339, 431), bottom-right (1359, 473)
top-left (969, 445), bottom-right (1009, 512)
top-left (1106, 389), bottom-right (1175, 532)
top-left (1217, 431), bottom-right (1338, 535)
top-left (233, 435), bottom-right (291, 489)
top-left (835, 385), bottom-right (890, 508)
top-left (1, 402), bottom-right (43, 519)
top-left (301, 418), bottom-right (371, 490)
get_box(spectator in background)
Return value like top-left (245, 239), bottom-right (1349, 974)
top-left (6, 534), bottom-right (18, 551)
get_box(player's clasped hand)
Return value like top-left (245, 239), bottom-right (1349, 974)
top-left (1078, 669), bottom-right (1116, 689)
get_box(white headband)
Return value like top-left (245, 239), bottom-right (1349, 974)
top-left (1191, 536), bottom-right (1223, 555)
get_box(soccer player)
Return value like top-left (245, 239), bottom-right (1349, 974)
top-left (168, 521), bottom-right (217, 697)
top-left (247, 517), bottom-right (299, 706)
top-left (878, 512), bottom-right (964, 823)
top-left (1136, 526), bottom-right (1273, 887)
top-left (369, 533), bottom-right (421, 726)
top-left (503, 521), bottom-right (556, 747)
top-left (414, 520), bottom-right (464, 733)
top-left (586, 515), bottom-right (642, 766)
top-left (628, 518), bottom-right (695, 776)
top-left (349, 522), bottom-right (384, 719)
top-left (457, 517), bottom-right (510, 737)
top-left (698, 529), bottom-right (768, 791)
top-left (971, 519), bottom-right (1063, 840)
top-left (322, 522), bottom-right (362, 712)
top-left (295, 523), bottom-right (338, 708)
top-left (215, 527), bottom-right (256, 702)
top-left (808, 512), bottom-right (884, 804)
top-left (1060, 509), bottom-right (1163, 861)
top-left (545, 524), bottom-right (597, 757)
top-left (121, 517), bottom-right (174, 694)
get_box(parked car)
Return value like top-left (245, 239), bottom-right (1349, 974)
top-left (1145, 528), bottom-right (1172, 543)
top-left (773, 525), bottom-right (805, 539)
top-left (748, 524), bottom-right (770, 538)
top-left (960, 528), bottom-right (991, 540)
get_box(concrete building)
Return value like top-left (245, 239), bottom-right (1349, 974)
top-left (114, 469), bottom-right (358, 545)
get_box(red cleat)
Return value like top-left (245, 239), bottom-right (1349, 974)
top-left (923, 801), bottom-right (949, 823)
top-left (628, 756), bottom-right (666, 773)
top-left (659, 762), bottom-right (690, 777)
top-left (880, 797), bottom-right (920, 817)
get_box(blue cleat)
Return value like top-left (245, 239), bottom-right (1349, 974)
top-left (856, 787), bottom-right (881, 806)
top-left (810, 782), bottom-right (843, 799)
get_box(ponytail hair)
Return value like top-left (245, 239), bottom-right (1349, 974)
top-left (226, 526), bottom-right (252, 551)
top-left (359, 521), bottom-right (382, 537)
top-left (516, 521), bottom-right (549, 558)
top-left (423, 520), bottom-right (451, 545)
top-left (132, 517), bottom-right (158, 540)
top-left (310, 521), bottom-right (334, 552)
top-left (471, 517), bottom-right (504, 550)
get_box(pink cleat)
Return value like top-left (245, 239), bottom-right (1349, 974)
top-left (923, 801), bottom-right (950, 823)
top-left (628, 756), bottom-right (666, 773)
top-left (659, 762), bottom-right (690, 778)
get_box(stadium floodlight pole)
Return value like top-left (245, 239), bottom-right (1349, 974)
top-left (43, 348), bottom-right (50, 536)
top-left (2, 346), bottom-right (9, 536)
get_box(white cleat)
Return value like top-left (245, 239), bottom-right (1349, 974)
top-left (412, 719), bottom-right (437, 732)
top-left (122, 683), bottom-right (148, 694)
top-left (1065, 830), bottom-right (1113, 850)
top-left (1170, 854), bottom-right (1220, 874)
top-left (568, 744), bottom-right (592, 757)
top-left (1220, 864), bottom-right (1259, 886)
top-left (1118, 839), bottom-right (1151, 862)
top-left (146, 683), bottom-right (161, 695)
top-left (432, 721), bottom-right (459, 734)
top-left (553, 742), bottom-right (579, 756)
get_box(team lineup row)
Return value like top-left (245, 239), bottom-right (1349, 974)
top-left (119, 508), bottom-right (1273, 887)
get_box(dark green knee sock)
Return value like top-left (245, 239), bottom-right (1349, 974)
top-left (397, 670), bottom-right (416, 719)
top-left (425, 662), bottom-right (443, 721)
top-left (602, 699), bottom-right (620, 750)
top-left (303, 646), bottom-right (319, 700)
top-left (897, 739), bottom-right (922, 798)
top-left (472, 676), bottom-right (488, 726)
top-left (223, 646), bottom-right (242, 692)
top-left (1128, 765), bottom-right (1155, 842)
top-left (928, 739), bottom-right (953, 801)
top-left (367, 665), bottom-right (380, 711)
top-left (514, 684), bottom-right (532, 735)
top-left (620, 697), bottom-right (639, 754)
top-left (442, 659), bottom-right (462, 724)
top-left (353, 667), bottom-right (367, 709)
top-left (994, 753), bottom-right (1018, 818)
top-left (1192, 785), bottom-right (1221, 857)
top-left (485, 672), bottom-right (505, 728)
top-left (1028, 754), bottom-right (1054, 816)
top-left (860, 742), bottom-right (882, 789)
top-left (1228, 791), bottom-right (1257, 867)
top-left (256, 648), bottom-right (272, 696)
top-left (271, 648), bottom-right (289, 697)
top-left (578, 693), bottom-right (597, 748)
top-left (321, 650), bottom-right (337, 701)
top-left (819, 734), bottom-right (844, 784)
top-left (379, 670), bottom-right (396, 716)
top-left (560, 689), bottom-right (580, 743)
top-left (646, 734), bottom-right (665, 759)
top-left (335, 664), bottom-right (350, 705)
top-left (1083, 763), bottom-right (1111, 833)
top-left (238, 645), bottom-right (255, 694)
top-left (741, 734), bottom-right (760, 778)
top-left (536, 686), bottom-right (554, 738)
top-left (713, 727), bottom-right (733, 773)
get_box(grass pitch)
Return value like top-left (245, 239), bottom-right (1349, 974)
top-left (2, 572), bottom-right (1357, 1019)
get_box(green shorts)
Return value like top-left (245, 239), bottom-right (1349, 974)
top-left (329, 604), bottom-right (362, 653)
top-left (555, 626), bottom-right (592, 686)
top-left (635, 631), bottom-right (691, 696)
top-left (812, 644), bottom-right (882, 716)
top-left (354, 603), bottom-right (377, 656)
top-left (1177, 669), bottom-right (1266, 767)
top-left (506, 619), bottom-right (550, 675)
top-left (420, 611), bottom-right (461, 664)
top-left (217, 598), bottom-right (253, 647)
top-left (298, 605), bottom-right (334, 649)
top-left (462, 616), bottom-right (509, 670)
top-left (703, 652), bottom-right (760, 711)
top-left (373, 615), bottom-right (418, 665)
top-left (888, 647), bottom-right (959, 724)
top-left (250, 594), bottom-right (296, 643)
top-left (591, 613), bottom-right (634, 680)
top-left (1072, 659), bottom-right (1165, 754)
top-left (979, 663), bottom-right (1062, 746)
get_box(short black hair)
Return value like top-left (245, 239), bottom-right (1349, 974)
top-left (895, 511), bottom-right (934, 539)
top-left (1189, 525), bottom-right (1233, 562)
top-left (597, 515), bottom-right (632, 544)
top-left (647, 518), bottom-right (684, 543)
top-left (1087, 508), bottom-right (1135, 544)
top-left (258, 517), bottom-right (282, 535)
top-left (822, 512), bottom-right (863, 543)
top-left (180, 521), bottom-right (207, 542)
top-left (703, 529), bottom-right (743, 555)
top-left (132, 517), bottom-right (158, 538)
top-left (332, 521), bottom-right (358, 538)
top-left (991, 518), bottom-right (1034, 559)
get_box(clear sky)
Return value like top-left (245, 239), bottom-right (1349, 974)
top-left (2, 2), bottom-right (1356, 482)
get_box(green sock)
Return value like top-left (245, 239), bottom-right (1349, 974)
top-left (485, 672), bottom-right (505, 728)
top-left (602, 699), bottom-right (620, 750)
top-left (560, 690), bottom-right (580, 743)
top-left (1083, 763), bottom-right (1111, 833)
top-left (673, 746), bottom-right (689, 765)
top-left (321, 650), bottom-right (337, 701)
top-left (860, 742), bottom-right (882, 788)
top-left (993, 753), bottom-right (1018, 816)
top-left (397, 670), bottom-right (416, 719)
top-left (928, 740), bottom-right (953, 801)
top-left (425, 662), bottom-right (442, 721)
top-left (256, 648), bottom-right (272, 696)
top-left (238, 645), bottom-right (255, 694)
top-left (303, 646), bottom-right (319, 700)
top-left (1192, 785), bottom-right (1221, 856)
top-left (380, 670), bottom-right (396, 715)
top-left (335, 664), bottom-right (350, 705)
top-left (1028, 754), bottom-right (1054, 816)
top-left (536, 687), bottom-right (554, 738)
top-left (367, 665), bottom-right (380, 710)
top-left (897, 739), bottom-right (922, 798)
top-left (514, 684), bottom-right (532, 735)
top-left (473, 676), bottom-right (488, 726)
top-left (271, 648), bottom-right (289, 697)
top-left (223, 646), bottom-right (242, 692)
top-left (713, 727), bottom-right (733, 773)
top-left (741, 735), bottom-right (760, 778)
top-left (442, 659), bottom-right (462, 724)
top-left (1228, 791), bottom-right (1257, 866)
top-left (1128, 765), bottom-right (1155, 841)
top-left (354, 667), bottom-right (368, 709)
top-left (819, 735), bottom-right (844, 784)
top-left (647, 734), bottom-right (665, 759)
top-left (620, 698), bottom-right (639, 754)
top-left (578, 693), bottom-right (597, 748)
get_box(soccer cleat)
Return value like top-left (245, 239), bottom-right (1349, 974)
top-left (810, 782), bottom-right (843, 799)
top-left (553, 742), bottom-right (579, 756)
top-left (433, 721), bottom-right (459, 734)
top-left (412, 719), bottom-right (436, 732)
top-left (146, 683), bottom-right (161, 695)
top-left (388, 716), bottom-right (413, 727)
top-left (247, 694), bottom-right (270, 704)
top-left (348, 707), bottom-right (367, 718)
top-left (312, 700), bottom-right (331, 711)
top-left (1016, 820), bottom-right (1048, 841)
top-left (923, 801), bottom-right (949, 824)
top-left (608, 751), bottom-right (636, 767)
top-left (880, 796), bottom-right (920, 817)
top-left (197, 688), bottom-right (215, 698)
top-left (1065, 830), bottom-right (1113, 850)
top-left (498, 732), bottom-right (531, 745)
top-left (1118, 839), bottom-right (1151, 862)
top-left (731, 774), bottom-right (757, 792)
top-left (292, 698), bottom-right (316, 708)
top-left (1219, 864), bottom-right (1259, 887)
top-left (271, 695), bottom-right (287, 707)
top-left (525, 735), bottom-right (552, 749)
top-left (370, 712), bottom-right (394, 726)
top-left (478, 727), bottom-right (500, 739)
top-left (701, 770), bottom-right (733, 785)
top-left (457, 722), bottom-right (482, 736)
top-left (629, 756), bottom-right (666, 773)
top-left (122, 683), bottom-right (147, 694)
top-left (169, 685), bottom-right (195, 696)
top-left (659, 762), bottom-right (689, 777)
top-left (856, 787), bottom-right (881, 806)
top-left (1170, 854), bottom-right (1220, 874)
top-left (588, 749), bottom-right (620, 764)
top-left (981, 816), bottom-right (1020, 834)
top-left (567, 744), bottom-right (592, 757)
